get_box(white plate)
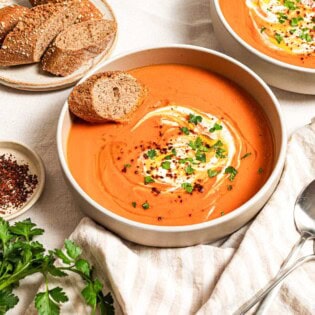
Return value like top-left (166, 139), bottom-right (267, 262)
top-left (0, 0), bottom-right (117, 91)
top-left (0, 141), bottom-right (45, 220)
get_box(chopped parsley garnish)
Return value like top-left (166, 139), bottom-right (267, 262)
top-left (290, 16), bottom-right (303, 26)
top-left (284, 0), bottom-right (296, 10)
top-left (260, 26), bottom-right (266, 33)
top-left (124, 163), bottom-right (131, 168)
top-left (209, 123), bottom-right (223, 133)
top-left (144, 176), bottom-right (155, 184)
top-left (275, 33), bottom-right (283, 44)
top-left (171, 148), bottom-right (177, 155)
top-left (131, 201), bottom-right (137, 208)
top-left (188, 114), bottom-right (202, 125)
top-left (179, 157), bottom-right (194, 164)
top-left (213, 140), bottom-right (223, 148)
top-left (185, 165), bottom-right (195, 175)
top-left (161, 161), bottom-right (171, 170)
top-left (180, 127), bottom-right (190, 135)
top-left (215, 147), bottom-right (226, 159)
top-left (207, 169), bottom-right (219, 178)
top-left (299, 31), bottom-right (312, 42)
top-left (277, 12), bottom-right (288, 24)
top-left (189, 136), bottom-right (203, 150)
top-left (221, 211), bottom-right (225, 216)
top-left (181, 182), bottom-right (193, 193)
top-left (241, 152), bottom-right (252, 159)
top-left (258, 167), bottom-right (264, 174)
top-left (224, 166), bottom-right (238, 181)
top-left (142, 201), bottom-right (150, 210)
top-left (227, 185), bottom-right (233, 191)
top-left (164, 155), bottom-right (173, 160)
top-left (147, 149), bottom-right (157, 159)
top-left (196, 151), bottom-right (206, 163)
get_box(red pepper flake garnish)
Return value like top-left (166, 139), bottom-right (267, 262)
top-left (0, 154), bottom-right (38, 210)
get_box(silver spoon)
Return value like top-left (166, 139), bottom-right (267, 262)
top-left (237, 179), bottom-right (315, 314)
top-left (236, 242), bottom-right (315, 315)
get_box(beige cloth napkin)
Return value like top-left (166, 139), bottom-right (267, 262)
top-left (26, 120), bottom-right (315, 315)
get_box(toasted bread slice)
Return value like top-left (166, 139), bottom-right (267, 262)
top-left (68, 71), bottom-right (147, 123)
top-left (41, 19), bottom-right (116, 76)
top-left (0, 5), bottom-right (29, 45)
top-left (0, 2), bottom-right (81, 67)
top-left (29, 0), bottom-right (103, 22)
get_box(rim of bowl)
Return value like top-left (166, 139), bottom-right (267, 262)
top-left (213, 0), bottom-right (315, 74)
top-left (57, 44), bottom-right (287, 233)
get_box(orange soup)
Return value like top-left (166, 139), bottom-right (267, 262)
top-left (220, 0), bottom-right (315, 68)
top-left (67, 64), bottom-right (274, 226)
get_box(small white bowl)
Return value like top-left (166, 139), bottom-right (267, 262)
top-left (0, 141), bottom-right (45, 220)
top-left (57, 45), bottom-right (286, 247)
top-left (210, 0), bottom-right (315, 95)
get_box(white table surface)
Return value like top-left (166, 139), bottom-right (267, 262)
top-left (0, 0), bottom-right (315, 313)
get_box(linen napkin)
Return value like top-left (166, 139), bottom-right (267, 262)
top-left (26, 120), bottom-right (315, 315)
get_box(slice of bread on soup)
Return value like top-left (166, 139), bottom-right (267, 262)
top-left (68, 71), bottom-right (147, 123)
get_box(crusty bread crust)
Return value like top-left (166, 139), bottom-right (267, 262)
top-left (0, 2), bottom-right (81, 67)
top-left (29, 0), bottom-right (103, 22)
top-left (0, 5), bottom-right (29, 45)
top-left (41, 19), bottom-right (116, 76)
top-left (68, 71), bottom-right (147, 123)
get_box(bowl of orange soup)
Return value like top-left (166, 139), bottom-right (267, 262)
top-left (210, 0), bottom-right (315, 94)
top-left (57, 45), bottom-right (286, 247)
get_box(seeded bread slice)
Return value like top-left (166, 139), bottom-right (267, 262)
top-left (29, 0), bottom-right (103, 22)
top-left (0, 2), bottom-right (81, 66)
top-left (41, 19), bottom-right (116, 76)
top-left (0, 5), bottom-right (29, 45)
top-left (68, 71), bottom-right (147, 123)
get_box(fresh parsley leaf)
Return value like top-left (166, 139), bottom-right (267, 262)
top-left (189, 137), bottom-right (203, 150)
top-left (207, 169), bottom-right (219, 178)
top-left (64, 240), bottom-right (82, 260)
top-left (144, 176), bottom-right (155, 184)
top-left (147, 149), bottom-right (157, 159)
top-left (53, 249), bottom-right (72, 265)
top-left (164, 155), bottom-right (173, 160)
top-left (290, 16), bottom-right (303, 26)
top-left (0, 219), bottom-right (11, 246)
top-left (82, 280), bottom-right (103, 310)
top-left (179, 158), bottom-right (193, 164)
top-left (75, 259), bottom-right (91, 277)
top-left (209, 123), bottom-right (223, 133)
top-left (181, 183), bottom-right (193, 193)
top-left (284, 0), bottom-right (296, 10)
top-left (225, 166), bottom-right (238, 181)
top-left (180, 127), bottom-right (190, 135)
top-left (99, 292), bottom-right (115, 315)
top-left (212, 140), bottom-right (223, 148)
top-left (171, 148), bottom-right (177, 156)
top-left (35, 290), bottom-right (60, 315)
top-left (188, 114), bottom-right (202, 125)
top-left (161, 161), bottom-right (171, 170)
top-left (9, 219), bottom-right (44, 241)
top-left (49, 287), bottom-right (69, 303)
top-left (215, 147), bottom-right (226, 159)
top-left (0, 288), bottom-right (19, 313)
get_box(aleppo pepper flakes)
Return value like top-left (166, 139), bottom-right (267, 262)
top-left (0, 154), bottom-right (38, 211)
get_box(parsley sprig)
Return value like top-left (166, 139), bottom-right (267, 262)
top-left (0, 218), bottom-right (114, 315)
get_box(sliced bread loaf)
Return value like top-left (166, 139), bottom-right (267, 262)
top-left (0, 2), bottom-right (81, 66)
top-left (0, 5), bottom-right (29, 45)
top-left (68, 71), bottom-right (147, 123)
top-left (29, 0), bottom-right (103, 22)
top-left (41, 19), bottom-right (116, 76)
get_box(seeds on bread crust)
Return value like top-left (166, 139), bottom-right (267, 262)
top-left (68, 71), bottom-right (147, 123)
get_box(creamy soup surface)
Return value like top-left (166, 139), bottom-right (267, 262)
top-left (67, 64), bottom-right (274, 226)
top-left (220, 0), bottom-right (315, 68)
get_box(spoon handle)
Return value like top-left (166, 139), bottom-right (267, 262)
top-left (254, 234), bottom-right (309, 314)
top-left (236, 253), bottom-right (315, 315)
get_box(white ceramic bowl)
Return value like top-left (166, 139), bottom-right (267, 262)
top-left (210, 0), bottom-right (315, 95)
top-left (57, 45), bottom-right (286, 247)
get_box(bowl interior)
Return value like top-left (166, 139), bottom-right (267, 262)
top-left (58, 46), bottom-right (286, 233)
